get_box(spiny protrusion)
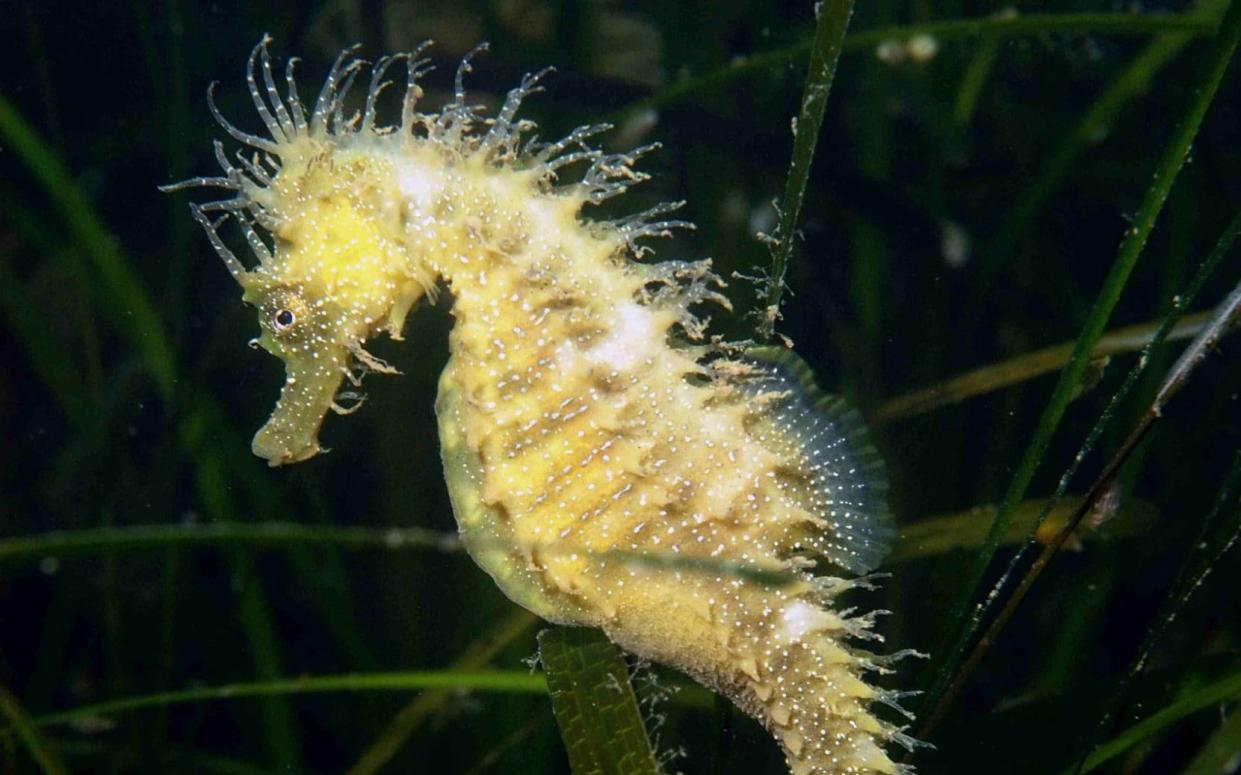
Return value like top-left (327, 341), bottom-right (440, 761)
top-left (311, 43), bottom-right (364, 135)
top-left (481, 66), bottom-right (554, 159)
top-left (614, 201), bottom-right (695, 257)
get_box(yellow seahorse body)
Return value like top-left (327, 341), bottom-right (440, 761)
top-left (168, 39), bottom-right (918, 774)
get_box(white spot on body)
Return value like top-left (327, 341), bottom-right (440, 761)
top-left (780, 600), bottom-right (822, 643)
top-left (397, 162), bottom-right (441, 211)
top-left (587, 302), bottom-right (655, 372)
top-left (528, 199), bottom-right (562, 240)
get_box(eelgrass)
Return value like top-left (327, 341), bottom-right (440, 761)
top-left (3, 3), bottom-right (1241, 774)
top-left (920, 0), bottom-right (1241, 732)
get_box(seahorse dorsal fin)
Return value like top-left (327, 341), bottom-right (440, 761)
top-left (742, 345), bottom-right (894, 575)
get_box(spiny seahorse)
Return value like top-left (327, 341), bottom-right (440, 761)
top-left (166, 37), bottom-right (922, 774)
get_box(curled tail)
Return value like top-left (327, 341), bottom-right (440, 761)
top-left (747, 590), bottom-right (920, 774)
top-left (597, 571), bottom-right (918, 775)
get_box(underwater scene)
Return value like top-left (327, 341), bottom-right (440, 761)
top-left (3, 1), bottom-right (1241, 773)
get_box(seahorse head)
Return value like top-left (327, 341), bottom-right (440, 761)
top-left (239, 145), bottom-right (431, 465)
top-left (166, 37), bottom-right (435, 466)
top-left (168, 35), bottom-right (638, 466)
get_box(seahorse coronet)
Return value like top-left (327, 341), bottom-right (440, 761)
top-left (168, 36), bottom-right (920, 774)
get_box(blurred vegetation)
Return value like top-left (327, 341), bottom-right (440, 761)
top-left (2, 1), bottom-right (1241, 773)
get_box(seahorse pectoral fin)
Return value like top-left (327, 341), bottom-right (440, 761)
top-left (743, 346), bottom-right (895, 575)
top-left (252, 346), bottom-right (350, 466)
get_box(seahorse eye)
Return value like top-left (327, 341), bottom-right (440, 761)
top-left (259, 289), bottom-right (310, 339)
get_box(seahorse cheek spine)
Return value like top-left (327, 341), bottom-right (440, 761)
top-left (170, 39), bottom-right (919, 774)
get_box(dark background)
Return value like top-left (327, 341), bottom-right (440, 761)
top-left (2, 1), bottom-right (1241, 773)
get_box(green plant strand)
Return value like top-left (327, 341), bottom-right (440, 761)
top-left (236, 570), bottom-right (302, 772)
top-left (1180, 693), bottom-right (1241, 774)
top-left (0, 672), bottom-right (548, 738)
top-left (889, 496), bottom-right (1157, 564)
top-left (0, 95), bottom-right (175, 398)
top-left (1075, 665), bottom-right (1241, 773)
top-left (981, 6), bottom-right (1214, 290)
top-left (1077, 444), bottom-right (1241, 771)
top-left (872, 311), bottom-right (1208, 425)
top-left (618, 11), bottom-right (1221, 119)
top-left (0, 682), bottom-right (67, 775)
top-left (188, 437), bottom-right (306, 770)
top-left (347, 609), bottom-right (539, 775)
top-left (49, 738), bottom-right (274, 775)
top-left (847, 12), bottom-right (1217, 49)
top-left (918, 206), bottom-right (1241, 742)
top-left (759, 0), bottom-right (856, 340)
top-left (461, 715), bottom-right (548, 775)
top-left (922, 0), bottom-right (1241, 723)
top-left (0, 257), bottom-right (90, 426)
top-left (0, 522), bottom-right (794, 585)
top-left (2, 500), bottom-right (1158, 569)
top-left (0, 522), bottom-right (457, 563)
top-left (539, 627), bottom-right (659, 775)
top-left (952, 32), bottom-right (1003, 127)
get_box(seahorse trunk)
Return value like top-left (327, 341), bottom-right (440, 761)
top-left (442, 345), bottom-right (906, 772)
top-left (434, 189), bottom-right (908, 772)
top-left (441, 371), bottom-right (905, 773)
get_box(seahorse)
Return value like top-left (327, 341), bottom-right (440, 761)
top-left (166, 37), bottom-right (921, 774)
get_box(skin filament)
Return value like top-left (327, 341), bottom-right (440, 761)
top-left (167, 37), bottom-right (921, 774)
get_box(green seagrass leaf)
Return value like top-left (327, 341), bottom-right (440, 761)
top-left (538, 627), bottom-right (659, 775)
top-left (891, 497), bottom-right (1158, 564)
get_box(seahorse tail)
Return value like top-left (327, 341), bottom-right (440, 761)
top-left (589, 570), bottom-right (914, 774)
top-left (722, 588), bottom-right (917, 775)
top-left (758, 603), bottom-right (916, 773)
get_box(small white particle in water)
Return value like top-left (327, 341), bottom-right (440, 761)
top-left (942, 220), bottom-right (971, 268)
top-left (907, 34), bottom-right (940, 63)
top-left (876, 40), bottom-right (906, 66)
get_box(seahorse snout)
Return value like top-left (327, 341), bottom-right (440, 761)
top-left (252, 416), bottom-right (322, 466)
top-left (251, 347), bottom-right (350, 467)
